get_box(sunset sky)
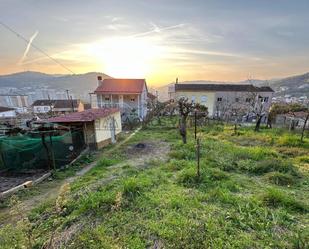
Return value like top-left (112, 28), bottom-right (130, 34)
top-left (1, 0), bottom-right (309, 85)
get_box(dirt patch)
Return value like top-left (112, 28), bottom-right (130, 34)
top-left (0, 170), bottom-right (48, 192)
top-left (125, 141), bottom-right (170, 166)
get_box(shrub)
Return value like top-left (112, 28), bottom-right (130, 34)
top-left (264, 172), bottom-right (295, 186)
top-left (262, 188), bottom-right (308, 213)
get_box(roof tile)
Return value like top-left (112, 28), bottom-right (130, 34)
top-left (94, 79), bottom-right (146, 94)
top-left (45, 108), bottom-right (119, 123)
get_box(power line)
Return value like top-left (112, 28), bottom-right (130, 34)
top-left (0, 20), bottom-right (75, 74)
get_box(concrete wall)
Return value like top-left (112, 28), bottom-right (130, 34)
top-left (175, 90), bottom-right (273, 118)
top-left (94, 111), bottom-right (122, 149)
top-left (175, 91), bottom-right (216, 116)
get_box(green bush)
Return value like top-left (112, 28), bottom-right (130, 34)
top-left (262, 188), bottom-right (308, 213)
top-left (264, 172), bottom-right (295, 186)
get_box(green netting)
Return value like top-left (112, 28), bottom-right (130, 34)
top-left (0, 130), bottom-right (85, 171)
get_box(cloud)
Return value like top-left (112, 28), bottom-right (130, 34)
top-left (132, 23), bottom-right (185, 37)
top-left (18, 30), bottom-right (39, 65)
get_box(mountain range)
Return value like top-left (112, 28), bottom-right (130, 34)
top-left (0, 71), bottom-right (308, 102)
top-left (0, 71), bottom-right (111, 101)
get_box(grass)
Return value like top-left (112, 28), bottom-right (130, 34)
top-left (0, 120), bottom-right (308, 248)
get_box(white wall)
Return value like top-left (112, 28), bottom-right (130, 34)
top-left (94, 111), bottom-right (122, 145)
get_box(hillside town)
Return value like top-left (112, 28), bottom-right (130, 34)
top-left (1, 1), bottom-right (309, 248)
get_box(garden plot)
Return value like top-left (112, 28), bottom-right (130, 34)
top-left (0, 170), bottom-right (48, 193)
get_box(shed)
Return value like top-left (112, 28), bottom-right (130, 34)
top-left (45, 108), bottom-right (122, 149)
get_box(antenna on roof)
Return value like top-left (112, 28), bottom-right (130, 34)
top-left (176, 78), bottom-right (178, 84)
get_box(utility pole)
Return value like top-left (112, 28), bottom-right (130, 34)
top-left (66, 89), bottom-right (70, 100)
top-left (47, 94), bottom-right (54, 117)
top-left (70, 96), bottom-right (75, 112)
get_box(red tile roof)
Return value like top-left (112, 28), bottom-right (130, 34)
top-left (45, 108), bottom-right (119, 123)
top-left (94, 78), bottom-right (146, 94)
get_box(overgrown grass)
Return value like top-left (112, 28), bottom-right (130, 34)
top-left (0, 121), bottom-right (308, 248)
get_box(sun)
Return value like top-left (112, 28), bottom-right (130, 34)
top-left (85, 36), bottom-right (163, 78)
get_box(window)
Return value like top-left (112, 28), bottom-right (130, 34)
top-left (201, 96), bottom-right (207, 103)
top-left (44, 106), bottom-right (49, 111)
top-left (191, 96), bottom-right (196, 103)
top-left (235, 98), bottom-right (239, 102)
top-left (130, 98), bottom-right (135, 102)
top-left (105, 97), bottom-right (110, 101)
top-left (263, 97), bottom-right (269, 103)
top-left (217, 97), bottom-right (222, 102)
top-left (246, 98), bottom-right (251, 103)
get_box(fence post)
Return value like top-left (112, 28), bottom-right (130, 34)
top-left (49, 134), bottom-right (56, 170)
top-left (194, 111), bottom-right (197, 140)
top-left (196, 138), bottom-right (200, 179)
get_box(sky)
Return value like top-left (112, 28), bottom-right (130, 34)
top-left (0, 0), bottom-right (309, 86)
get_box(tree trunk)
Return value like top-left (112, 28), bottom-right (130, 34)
top-left (266, 117), bottom-right (272, 129)
top-left (300, 114), bottom-right (309, 142)
top-left (255, 115), bottom-right (263, 132)
top-left (179, 116), bottom-right (187, 144)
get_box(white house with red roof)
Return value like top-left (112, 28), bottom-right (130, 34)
top-left (93, 77), bottom-right (148, 119)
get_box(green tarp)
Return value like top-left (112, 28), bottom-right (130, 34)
top-left (0, 130), bottom-right (85, 171)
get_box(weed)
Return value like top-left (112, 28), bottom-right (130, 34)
top-left (262, 188), bottom-right (308, 213)
top-left (264, 172), bottom-right (295, 186)
top-left (251, 159), bottom-right (300, 176)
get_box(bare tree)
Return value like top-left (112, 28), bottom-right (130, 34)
top-left (178, 98), bottom-right (195, 144)
top-left (288, 101), bottom-right (309, 142)
top-left (230, 97), bottom-right (248, 134)
top-left (245, 92), bottom-right (269, 131)
top-left (143, 98), bottom-right (166, 127)
top-left (214, 98), bottom-right (231, 122)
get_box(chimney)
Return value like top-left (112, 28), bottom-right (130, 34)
top-left (97, 76), bottom-right (102, 86)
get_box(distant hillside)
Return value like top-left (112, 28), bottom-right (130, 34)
top-left (269, 72), bottom-right (309, 97)
top-left (0, 71), bottom-right (111, 100)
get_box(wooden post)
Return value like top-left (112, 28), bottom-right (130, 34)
top-left (196, 138), bottom-right (200, 179)
top-left (194, 111), bottom-right (197, 140)
top-left (49, 134), bottom-right (56, 170)
top-left (41, 133), bottom-right (51, 171)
